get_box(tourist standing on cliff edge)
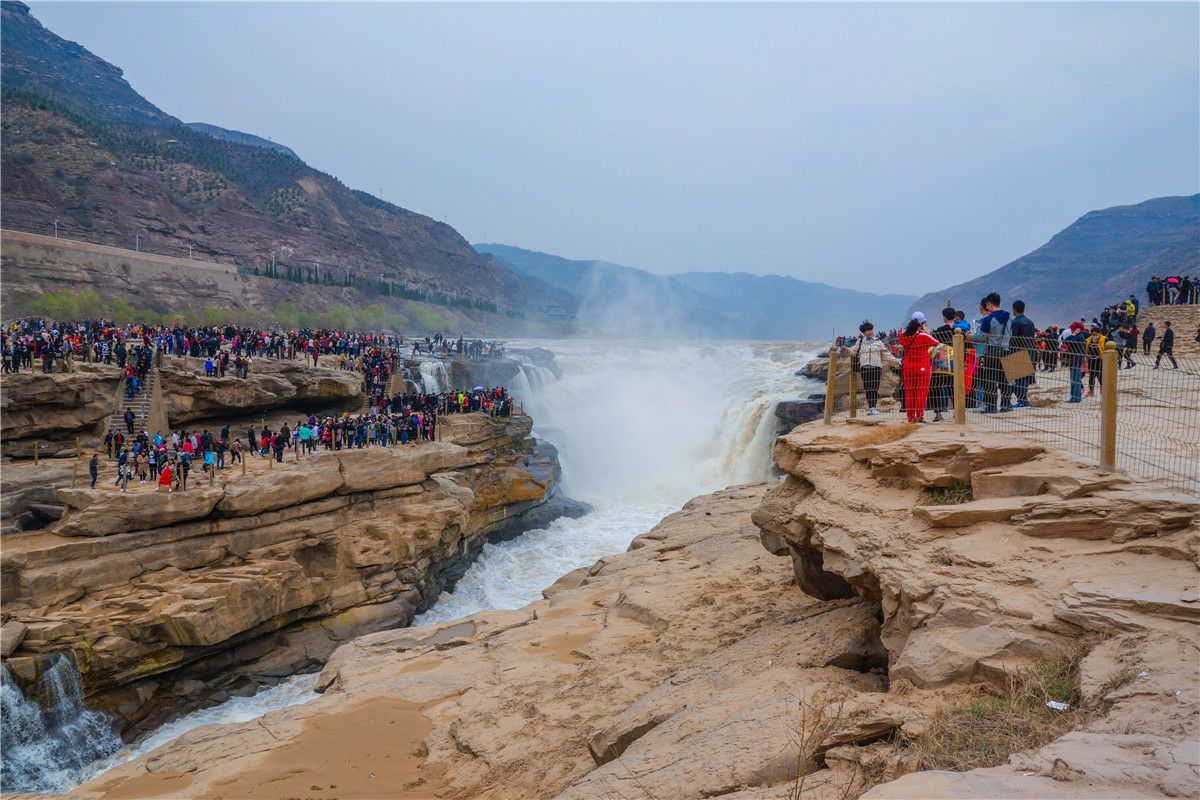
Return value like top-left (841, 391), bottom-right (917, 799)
top-left (851, 321), bottom-right (898, 416)
top-left (976, 292), bottom-right (1013, 414)
top-left (898, 313), bottom-right (939, 424)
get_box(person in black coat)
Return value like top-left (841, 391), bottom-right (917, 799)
top-left (1142, 322), bottom-right (1156, 355)
top-left (1009, 300), bottom-right (1037, 408)
top-left (1154, 321), bottom-right (1178, 369)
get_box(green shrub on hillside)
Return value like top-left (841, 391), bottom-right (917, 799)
top-left (26, 288), bottom-right (106, 320)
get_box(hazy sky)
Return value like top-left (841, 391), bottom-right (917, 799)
top-left (29, 2), bottom-right (1200, 294)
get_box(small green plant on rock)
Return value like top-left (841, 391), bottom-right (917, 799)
top-left (904, 646), bottom-right (1098, 773)
top-left (924, 480), bottom-right (974, 505)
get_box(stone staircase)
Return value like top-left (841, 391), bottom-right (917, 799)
top-left (107, 368), bottom-right (159, 435)
top-left (1140, 304), bottom-right (1200, 359)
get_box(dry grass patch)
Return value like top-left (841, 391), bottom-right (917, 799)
top-left (923, 480), bottom-right (974, 505)
top-left (904, 646), bottom-right (1122, 773)
top-left (849, 424), bottom-right (916, 447)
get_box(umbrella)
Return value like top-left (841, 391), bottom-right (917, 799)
top-left (472, 386), bottom-right (485, 392)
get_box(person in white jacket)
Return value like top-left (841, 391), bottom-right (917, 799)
top-left (848, 321), bottom-right (899, 414)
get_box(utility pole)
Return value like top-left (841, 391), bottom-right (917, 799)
top-left (53, 217), bottom-right (60, 238)
top-left (135, 230), bottom-right (141, 252)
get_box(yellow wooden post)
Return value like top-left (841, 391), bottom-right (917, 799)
top-left (848, 359), bottom-right (858, 419)
top-left (823, 347), bottom-right (838, 425)
top-left (952, 331), bottom-right (966, 425)
top-left (70, 436), bottom-right (82, 487)
top-left (1100, 341), bottom-right (1118, 471)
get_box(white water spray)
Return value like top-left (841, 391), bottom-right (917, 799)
top-left (418, 339), bottom-right (819, 623)
top-left (1, 655), bottom-right (123, 793)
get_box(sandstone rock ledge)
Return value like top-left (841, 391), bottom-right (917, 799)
top-left (756, 422), bottom-right (1200, 799)
top-left (75, 484), bottom-right (909, 800)
top-left (64, 425), bottom-right (1200, 799)
top-left (1, 414), bottom-right (564, 733)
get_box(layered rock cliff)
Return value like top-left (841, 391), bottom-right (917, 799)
top-left (755, 423), bottom-right (1199, 798)
top-left (1, 413), bottom-right (566, 735)
top-left (70, 422), bottom-right (1199, 799)
top-left (1, 357), bottom-right (362, 454)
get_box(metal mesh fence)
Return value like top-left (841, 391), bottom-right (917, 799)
top-left (826, 335), bottom-right (1200, 497)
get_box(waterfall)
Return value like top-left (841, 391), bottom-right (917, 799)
top-left (508, 354), bottom-right (557, 404)
top-left (417, 339), bottom-right (822, 625)
top-left (1, 654), bottom-right (123, 793)
top-left (418, 360), bottom-right (451, 393)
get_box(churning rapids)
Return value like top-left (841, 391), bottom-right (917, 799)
top-left (0, 339), bottom-right (821, 793)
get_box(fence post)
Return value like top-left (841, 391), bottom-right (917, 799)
top-left (1100, 341), bottom-right (1118, 471)
top-left (33, 441), bottom-right (39, 466)
top-left (952, 331), bottom-right (966, 425)
top-left (823, 347), bottom-right (838, 425)
top-left (848, 361), bottom-right (858, 419)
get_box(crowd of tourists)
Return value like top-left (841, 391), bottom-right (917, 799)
top-left (96, 386), bottom-right (516, 492)
top-left (1, 318), bottom-right (504, 380)
top-left (1145, 275), bottom-right (1199, 306)
top-left (846, 289), bottom-right (1198, 424)
top-left (1, 316), bottom-right (526, 493)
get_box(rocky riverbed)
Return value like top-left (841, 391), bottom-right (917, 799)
top-left (63, 421), bottom-right (1199, 799)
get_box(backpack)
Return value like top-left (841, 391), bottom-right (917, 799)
top-left (930, 343), bottom-right (953, 374)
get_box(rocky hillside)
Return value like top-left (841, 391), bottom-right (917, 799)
top-left (477, 242), bottom-right (918, 339)
top-left (910, 194), bottom-right (1200, 324)
top-left (0, 1), bottom-right (568, 320)
top-left (71, 423), bottom-right (1199, 798)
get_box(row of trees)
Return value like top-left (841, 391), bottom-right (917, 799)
top-left (18, 289), bottom-right (463, 334)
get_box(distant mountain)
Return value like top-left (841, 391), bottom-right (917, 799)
top-left (0, 1), bottom-right (173, 128)
top-left (910, 195), bottom-right (1200, 324)
top-left (475, 243), bottom-right (917, 340)
top-left (186, 123), bottom-right (302, 162)
top-left (0, 0), bottom-right (563, 321)
top-left (673, 272), bottom-right (919, 340)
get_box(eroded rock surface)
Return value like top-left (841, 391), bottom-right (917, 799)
top-left (40, 423), bottom-right (1200, 799)
top-left (756, 423), bottom-right (1200, 797)
top-left (1, 414), bottom-right (561, 731)
top-left (0, 356), bottom-right (363, 449)
top-left (72, 485), bottom-right (920, 800)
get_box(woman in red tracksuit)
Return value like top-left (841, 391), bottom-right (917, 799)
top-left (898, 314), bottom-right (939, 424)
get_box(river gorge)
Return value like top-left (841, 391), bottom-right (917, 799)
top-left (1, 339), bottom-right (822, 792)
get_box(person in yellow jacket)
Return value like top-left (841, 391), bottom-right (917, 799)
top-left (1084, 327), bottom-right (1106, 397)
